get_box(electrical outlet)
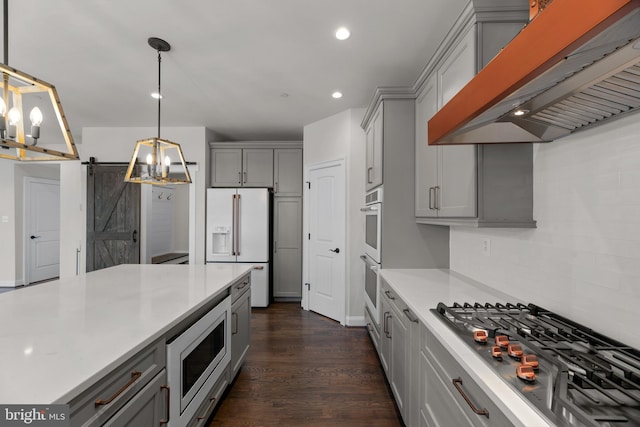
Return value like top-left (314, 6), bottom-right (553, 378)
top-left (482, 238), bottom-right (491, 256)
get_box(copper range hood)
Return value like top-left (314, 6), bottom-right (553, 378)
top-left (428, 0), bottom-right (640, 145)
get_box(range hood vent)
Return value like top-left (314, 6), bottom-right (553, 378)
top-left (428, 0), bottom-right (640, 145)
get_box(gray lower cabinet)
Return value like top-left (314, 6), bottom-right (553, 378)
top-left (103, 370), bottom-right (168, 427)
top-left (185, 372), bottom-right (229, 427)
top-left (273, 197), bottom-right (302, 299)
top-left (68, 339), bottom-right (166, 427)
top-left (231, 284), bottom-right (251, 379)
top-left (420, 324), bottom-right (510, 427)
top-left (379, 280), bottom-right (420, 427)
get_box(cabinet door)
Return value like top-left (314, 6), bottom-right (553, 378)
top-left (273, 197), bottom-right (302, 298)
top-left (436, 26), bottom-right (477, 218)
top-left (389, 307), bottom-right (408, 420)
top-left (103, 370), bottom-right (168, 427)
top-left (379, 299), bottom-right (392, 376)
top-left (231, 289), bottom-right (251, 378)
top-left (438, 146), bottom-right (477, 217)
top-left (243, 149), bottom-right (273, 187)
top-left (274, 149), bottom-right (302, 196)
top-left (365, 103), bottom-right (383, 191)
top-left (415, 76), bottom-right (439, 218)
top-left (211, 148), bottom-right (243, 187)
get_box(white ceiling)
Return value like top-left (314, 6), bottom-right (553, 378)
top-left (4, 0), bottom-right (468, 142)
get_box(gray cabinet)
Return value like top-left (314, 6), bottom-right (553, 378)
top-left (420, 324), bottom-right (511, 427)
top-left (273, 197), bottom-right (302, 299)
top-left (274, 149), bottom-right (303, 197)
top-left (365, 103), bottom-right (383, 190)
top-left (103, 370), bottom-right (168, 427)
top-left (231, 281), bottom-right (251, 379)
top-left (415, 2), bottom-right (534, 227)
top-left (210, 148), bottom-right (273, 187)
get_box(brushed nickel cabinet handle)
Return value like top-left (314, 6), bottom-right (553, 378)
top-left (197, 397), bottom-right (217, 420)
top-left (429, 187), bottom-right (434, 210)
top-left (95, 371), bottom-right (142, 406)
top-left (160, 385), bottom-right (170, 424)
top-left (452, 377), bottom-right (489, 417)
top-left (384, 290), bottom-right (395, 300)
top-left (435, 186), bottom-right (440, 210)
top-left (385, 314), bottom-right (392, 339)
top-left (403, 308), bottom-right (419, 323)
top-left (243, 171), bottom-right (247, 183)
top-left (238, 171), bottom-right (241, 184)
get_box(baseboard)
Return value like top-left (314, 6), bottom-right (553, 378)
top-left (0, 279), bottom-right (24, 288)
top-left (346, 315), bottom-right (366, 327)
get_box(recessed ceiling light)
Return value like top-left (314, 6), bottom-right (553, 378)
top-left (335, 27), bottom-right (350, 41)
top-left (332, 91), bottom-right (343, 99)
top-left (280, 93), bottom-right (289, 98)
top-left (151, 92), bottom-right (162, 99)
top-left (512, 109), bottom-right (529, 117)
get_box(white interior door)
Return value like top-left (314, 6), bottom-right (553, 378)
top-left (26, 178), bottom-right (60, 284)
top-left (307, 160), bottom-right (345, 324)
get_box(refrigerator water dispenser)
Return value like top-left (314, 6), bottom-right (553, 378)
top-left (211, 226), bottom-right (231, 255)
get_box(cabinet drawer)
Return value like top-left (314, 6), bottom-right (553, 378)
top-left (364, 305), bottom-right (380, 352)
top-left (380, 280), bottom-right (419, 325)
top-left (422, 325), bottom-right (511, 427)
top-left (230, 273), bottom-right (251, 304)
top-left (69, 339), bottom-right (166, 427)
top-left (186, 367), bottom-right (229, 427)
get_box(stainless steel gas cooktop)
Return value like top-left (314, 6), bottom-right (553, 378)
top-left (434, 302), bottom-right (640, 427)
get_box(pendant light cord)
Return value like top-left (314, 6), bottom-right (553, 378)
top-left (157, 50), bottom-right (161, 138)
top-left (3, 0), bottom-right (8, 64)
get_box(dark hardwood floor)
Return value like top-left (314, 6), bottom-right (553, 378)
top-left (210, 302), bottom-right (403, 427)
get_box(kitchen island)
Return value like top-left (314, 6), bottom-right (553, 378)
top-left (0, 263), bottom-right (252, 426)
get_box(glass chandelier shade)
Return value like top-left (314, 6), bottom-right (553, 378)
top-left (125, 37), bottom-right (191, 185)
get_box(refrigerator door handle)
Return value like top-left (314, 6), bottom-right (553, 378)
top-left (236, 194), bottom-right (241, 255)
top-left (231, 194), bottom-right (236, 256)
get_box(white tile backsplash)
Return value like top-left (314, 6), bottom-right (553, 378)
top-left (450, 114), bottom-right (640, 349)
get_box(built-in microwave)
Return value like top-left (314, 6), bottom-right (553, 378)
top-left (167, 295), bottom-right (231, 427)
top-left (361, 187), bottom-right (382, 264)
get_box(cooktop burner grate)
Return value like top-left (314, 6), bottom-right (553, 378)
top-left (434, 302), bottom-right (640, 427)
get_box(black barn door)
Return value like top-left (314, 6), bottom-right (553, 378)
top-left (87, 164), bottom-right (140, 272)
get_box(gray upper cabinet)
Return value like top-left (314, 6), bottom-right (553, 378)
top-left (210, 148), bottom-right (273, 187)
top-left (243, 148), bottom-right (273, 187)
top-left (273, 149), bottom-right (303, 197)
top-left (365, 103), bottom-right (383, 190)
top-left (415, 1), bottom-right (535, 227)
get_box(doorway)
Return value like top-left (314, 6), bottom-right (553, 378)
top-left (304, 159), bottom-right (346, 324)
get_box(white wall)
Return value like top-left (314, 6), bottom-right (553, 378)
top-left (450, 114), bottom-right (640, 349)
top-left (0, 163), bottom-right (17, 286)
top-left (303, 108), bottom-right (366, 325)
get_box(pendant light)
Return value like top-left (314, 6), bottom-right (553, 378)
top-left (0, 0), bottom-right (78, 161)
top-left (124, 37), bottom-right (191, 185)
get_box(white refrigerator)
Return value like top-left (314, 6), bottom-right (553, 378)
top-left (206, 188), bottom-right (270, 307)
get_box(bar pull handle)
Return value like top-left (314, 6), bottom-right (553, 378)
top-left (428, 187), bottom-right (434, 210)
top-left (236, 280), bottom-right (250, 290)
top-left (253, 265), bottom-right (264, 270)
top-left (403, 308), bottom-right (419, 323)
top-left (274, 181), bottom-right (279, 194)
top-left (384, 312), bottom-right (392, 338)
top-left (160, 385), bottom-right (170, 424)
top-left (95, 371), bottom-right (142, 406)
top-left (238, 171), bottom-right (241, 184)
top-left (232, 312), bottom-right (238, 335)
top-left (236, 194), bottom-right (241, 255)
top-left (434, 186), bottom-right (440, 210)
top-left (197, 397), bottom-right (217, 420)
top-left (452, 377), bottom-right (489, 418)
top-left (231, 194), bottom-right (236, 255)
top-left (243, 171), bottom-right (247, 184)
top-left (384, 290), bottom-right (395, 300)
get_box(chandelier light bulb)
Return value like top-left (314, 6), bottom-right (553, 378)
top-left (30, 107), bottom-right (43, 126)
top-left (0, 97), bottom-right (6, 116)
top-left (146, 153), bottom-right (153, 165)
top-left (8, 107), bottom-right (20, 126)
top-left (165, 155), bottom-right (171, 167)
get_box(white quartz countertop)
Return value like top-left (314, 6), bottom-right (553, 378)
top-left (379, 268), bottom-right (554, 427)
top-left (0, 263), bottom-right (252, 405)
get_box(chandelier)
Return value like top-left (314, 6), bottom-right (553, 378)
top-left (124, 37), bottom-right (191, 185)
top-left (0, 0), bottom-right (78, 161)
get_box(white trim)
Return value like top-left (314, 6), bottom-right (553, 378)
top-left (302, 158), bottom-right (347, 326)
top-left (0, 279), bottom-right (24, 288)
top-left (23, 177), bottom-right (60, 286)
top-left (187, 164), bottom-right (198, 264)
top-left (346, 316), bottom-right (366, 327)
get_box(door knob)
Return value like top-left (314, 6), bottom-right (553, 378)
top-left (329, 248), bottom-right (340, 254)
top-left (30, 235), bottom-right (40, 239)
